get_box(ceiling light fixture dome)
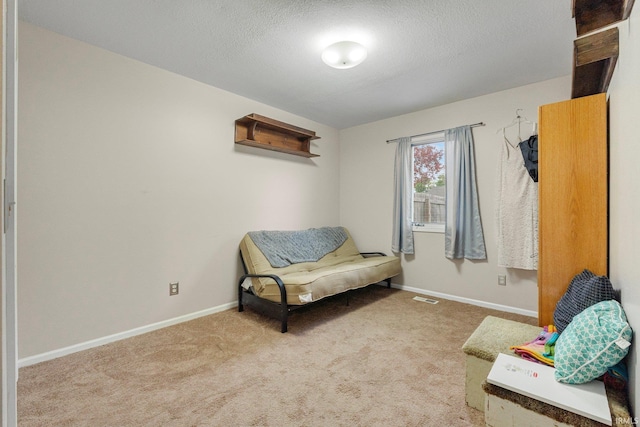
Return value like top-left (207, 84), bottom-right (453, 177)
top-left (321, 41), bottom-right (367, 69)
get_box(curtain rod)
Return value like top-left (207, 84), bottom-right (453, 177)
top-left (386, 122), bottom-right (485, 143)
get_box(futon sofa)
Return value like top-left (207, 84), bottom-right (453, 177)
top-left (238, 226), bottom-right (401, 332)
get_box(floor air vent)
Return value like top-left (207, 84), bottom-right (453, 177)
top-left (412, 296), bottom-right (439, 304)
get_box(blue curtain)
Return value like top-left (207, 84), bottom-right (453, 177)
top-left (391, 137), bottom-right (414, 254)
top-left (444, 126), bottom-right (487, 259)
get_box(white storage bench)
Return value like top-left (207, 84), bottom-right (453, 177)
top-left (461, 316), bottom-right (541, 411)
top-left (462, 316), bottom-right (632, 426)
top-left (483, 380), bottom-right (630, 427)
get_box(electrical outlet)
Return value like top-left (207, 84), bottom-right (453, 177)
top-left (169, 282), bottom-right (179, 296)
top-left (498, 275), bottom-right (507, 286)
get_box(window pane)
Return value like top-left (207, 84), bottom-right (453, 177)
top-left (413, 141), bottom-right (445, 226)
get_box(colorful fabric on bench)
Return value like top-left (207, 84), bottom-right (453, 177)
top-left (510, 325), bottom-right (557, 367)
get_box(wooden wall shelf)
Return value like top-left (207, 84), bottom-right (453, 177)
top-left (573, 0), bottom-right (635, 36)
top-left (235, 114), bottom-right (320, 158)
top-left (572, 27), bottom-right (619, 99)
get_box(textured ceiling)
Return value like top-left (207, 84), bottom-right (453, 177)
top-left (18, 0), bottom-right (576, 129)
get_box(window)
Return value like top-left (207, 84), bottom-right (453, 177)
top-left (411, 132), bottom-right (445, 233)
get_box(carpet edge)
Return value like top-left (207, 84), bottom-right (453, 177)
top-left (18, 302), bottom-right (237, 368)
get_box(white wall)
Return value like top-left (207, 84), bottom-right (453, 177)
top-left (608, 7), bottom-right (640, 415)
top-left (17, 22), bottom-right (341, 359)
top-left (339, 76), bottom-right (570, 313)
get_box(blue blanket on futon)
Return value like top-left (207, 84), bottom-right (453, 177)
top-left (248, 227), bottom-right (348, 268)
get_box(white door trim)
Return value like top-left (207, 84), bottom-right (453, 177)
top-left (2, 0), bottom-right (18, 425)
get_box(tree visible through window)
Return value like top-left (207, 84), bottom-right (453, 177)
top-left (412, 137), bottom-right (445, 231)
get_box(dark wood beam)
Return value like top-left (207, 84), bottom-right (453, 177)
top-left (573, 0), bottom-right (635, 36)
top-left (572, 27), bottom-right (619, 98)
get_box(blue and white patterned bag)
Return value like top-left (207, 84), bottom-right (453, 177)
top-left (555, 300), bottom-right (632, 384)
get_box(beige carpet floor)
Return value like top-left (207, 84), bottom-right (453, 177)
top-left (18, 286), bottom-right (536, 426)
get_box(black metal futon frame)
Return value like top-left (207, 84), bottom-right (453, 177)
top-left (237, 251), bottom-right (392, 333)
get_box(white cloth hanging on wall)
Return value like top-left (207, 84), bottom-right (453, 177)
top-left (495, 134), bottom-right (538, 270)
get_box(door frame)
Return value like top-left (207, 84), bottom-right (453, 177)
top-left (2, 0), bottom-right (18, 425)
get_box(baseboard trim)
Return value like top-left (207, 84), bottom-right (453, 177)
top-left (389, 283), bottom-right (538, 318)
top-left (18, 302), bottom-right (237, 368)
top-left (20, 286), bottom-right (536, 368)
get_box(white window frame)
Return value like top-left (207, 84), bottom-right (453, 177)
top-left (411, 132), bottom-right (446, 234)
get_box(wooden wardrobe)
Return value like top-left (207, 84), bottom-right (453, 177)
top-left (537, 93), bottom-right (608, 326)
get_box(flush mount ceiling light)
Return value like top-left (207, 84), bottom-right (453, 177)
top-left (321, 41), bottom-right (367, 69)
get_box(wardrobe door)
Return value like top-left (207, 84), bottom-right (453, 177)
top-left (538, 93), bottom-right (608, 326)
